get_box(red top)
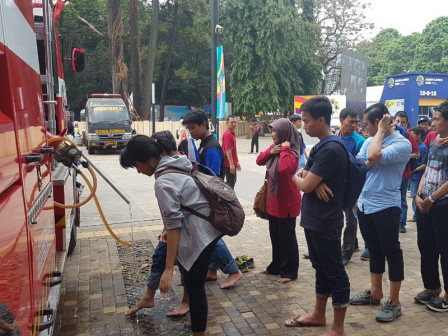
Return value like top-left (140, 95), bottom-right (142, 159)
top-left (424, 131), bottom-right (437, 147)
top-left (256, 145), bottom-right (301, 218)
top-left (222, 129), bottom-right (239, 167)
top-left (403, 132), bottom-right (420, 179)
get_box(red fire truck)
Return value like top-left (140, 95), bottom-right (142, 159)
top-left (0, 0), bottom-right (85, 334)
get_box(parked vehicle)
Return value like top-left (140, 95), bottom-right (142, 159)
top-left (82, 94), bottom-right (133, 154)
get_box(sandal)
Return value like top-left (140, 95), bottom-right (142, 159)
top-left (285, 316), bottom-right (326, 327)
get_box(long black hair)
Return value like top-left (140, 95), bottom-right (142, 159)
top-left (120, 131), bottom-right (176, 169)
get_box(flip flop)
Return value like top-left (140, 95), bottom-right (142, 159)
top-left (284, 317), bottom-right (326, 327)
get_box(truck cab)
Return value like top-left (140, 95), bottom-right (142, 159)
top-left (84, 94), bottom-right (133, 154)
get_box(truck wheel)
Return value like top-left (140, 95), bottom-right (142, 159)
top-left (88, 146), bottom-right (94, 155)
top-left (67, 225), bottom-right (77, 256)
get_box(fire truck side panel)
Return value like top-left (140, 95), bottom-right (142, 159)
top-left (0, 185), bottom-right (34, 335)
top-left (1, 0), bottom-right (57, 333)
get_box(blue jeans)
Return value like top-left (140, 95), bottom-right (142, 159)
top-left (410, 179), bottom-right (420, 221)
top-left (209, 238), bottom-right (239, 274)
top-left (146, 241), bottom-right (167, 289)
top-left (399, 178), bottom-right (409, 227)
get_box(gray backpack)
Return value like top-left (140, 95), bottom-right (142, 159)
top-left (156, 167), bottom-right (245, 236)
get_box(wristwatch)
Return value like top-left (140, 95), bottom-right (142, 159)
top-left (416, 192), bottom-right (423, 199)
top-left (428, 195), bottom-right (435, 203)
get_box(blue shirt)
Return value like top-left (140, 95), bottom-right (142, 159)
top-left (341, 132), bottom-right (365, 156)
top-left (204, 148), bottom-right (222, 176)
top-left (357, 131), bottom-right (412, 214)
top-left (411, 142), bottom-right (427, 180)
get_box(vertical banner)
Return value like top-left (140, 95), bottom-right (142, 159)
top-left (216, 45), bottom-right (226, 119)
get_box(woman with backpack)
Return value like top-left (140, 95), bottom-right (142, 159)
top-left (120, 132), bottom-right (222, 336)
top-left (256, 118), bottom-right (302, 283)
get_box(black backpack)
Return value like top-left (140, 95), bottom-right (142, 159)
top-left (313, 135), bottom-right (367, 208)
top-left (155, 167), bottom-right (245, 236)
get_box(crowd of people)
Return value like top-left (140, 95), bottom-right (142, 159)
top-left (119, 97), bottom-right (448, 336)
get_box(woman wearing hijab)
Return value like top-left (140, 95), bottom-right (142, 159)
top-left (256, 118), bottom-right (302, 283)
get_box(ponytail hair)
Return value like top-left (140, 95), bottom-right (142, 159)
top-left (120, 131), bottom-right (175, 169)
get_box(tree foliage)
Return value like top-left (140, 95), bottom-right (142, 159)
top-left (221, 0), bottom-right (320, 115)
top-left (356, 16), bottom-right (448, 86)
top-left (315, 0), bottom-right (373, 93)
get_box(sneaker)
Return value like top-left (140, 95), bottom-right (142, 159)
top-left (426, 296), bottom-right (448, 312)
top-left (414, 289), bottom-right (439, 304)
top-left (350, 289), bottom-right (381, 305)
top-left (399, 226), bottom-right (407, 233)
top-left (234, 257), bottom-right (249, 273)
top-left (240, 255), bottom-right (255, 269)
top-left (360, 248), bottom-right (370, 261)
top-left (376, 299), bottom-right (402, 322)
top-left (78, 184), bottom-right (85, 196)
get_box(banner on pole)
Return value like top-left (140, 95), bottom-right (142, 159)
top-left (216, 45), bottom-right (226, 119)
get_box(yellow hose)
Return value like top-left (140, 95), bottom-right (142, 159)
top-left (42, 135), bottom-right (132, 247)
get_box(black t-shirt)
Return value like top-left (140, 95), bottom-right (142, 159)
top-left (300, 141), bottom-right (347, 231)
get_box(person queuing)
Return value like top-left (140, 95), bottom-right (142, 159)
top-left (336, 107), bottom-right (366, 266)
top-left (414, 101), bottom-right (448, 313)
top-left (256, 118), bottom-right (301, 284)
top-left (182, 109), bottom-right (244, 288)
top-left (350, 104), bottom-right (411, 323)
top-left (289, 114), bottom-right (308, 170)
top-left (286, 96), bottom-right (350, 336)
top-left (120, 132), bottom-right (222, 336)
top-left (393, 111), bottom-right (420, 233)
top-left (408, 126), bottom-right (428, 223)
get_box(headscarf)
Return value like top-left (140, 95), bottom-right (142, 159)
top-left (266, 118), bottom-right (301, 198)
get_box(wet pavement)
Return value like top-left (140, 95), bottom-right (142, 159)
top-left (54, 135), bottom-right (448, 336)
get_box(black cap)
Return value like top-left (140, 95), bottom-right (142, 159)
top-left (418, 116), bottom-right (429, 124)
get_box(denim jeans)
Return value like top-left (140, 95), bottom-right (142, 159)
top-left (146, 241), bottom-right (167, 289)
top-left (399, 178), bottom-right (409, 227)
top-left (410, 179), bottom-right (420, 220)
top-left (298, 153), bottom-right (307, 170)
top-left (209, 238), bottom-right (239, 274)
top-left (341, 207), bottom-right (358, 260)
top-left (224, 167), bottom-right (237, 189)
top-left (305, 228), bottom-right (350, 308)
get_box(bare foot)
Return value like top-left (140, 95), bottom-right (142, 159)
top-left (166, 302), bottom-right (189, 317)
top-left (260, 269), bottom-right (269, 274)
top-left (296, 315), bottom-right (326, 326)
top-left (220, 270), bottom-right (243, 289)
top-left (125, 297), bottom-right (155, 316)
top-left (321, 329), bottom-right (346, 336)
top-left (278, 278), bottom-right (293, 283)
top-left (206, 270), bottom-right (218, 281)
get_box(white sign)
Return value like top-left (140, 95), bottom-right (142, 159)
top-left (385, 99), bottom-right (405, 116)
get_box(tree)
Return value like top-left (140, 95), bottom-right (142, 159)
top-left (141, 0), bottom-right (160, 120)
top-left (314, 0), bottom-right (373, 93)
top-left (129, 0), bottom-right (142, 116)
top-left (222, 0), bottom-right (320, 116)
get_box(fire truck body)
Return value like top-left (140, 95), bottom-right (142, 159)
top-left (0, 0), bottom-right (82, 334)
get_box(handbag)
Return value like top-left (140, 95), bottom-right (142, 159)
top-left (253, 174), bottom-right (268, 219)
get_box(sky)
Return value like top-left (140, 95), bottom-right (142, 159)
top-left (360, 0), bottom-right (448, 40)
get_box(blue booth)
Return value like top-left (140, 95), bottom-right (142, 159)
top-left (380, 72), bottom-right (448, 127)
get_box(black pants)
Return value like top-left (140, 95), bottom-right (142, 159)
top-left (250, 133), bottom-right (259, 153)
top-left (224, 167), bottom-right (237, 189)
top-left (266, 216), bottom-right (299, 280)
top-left (305, 228), bottom-right (350, 308)
top-left (358, 207), bottom-right (404, 281)
top-left (179, 238), bottom-right (219, 332)
top-left (416, 202), bottom-right (448, 293)
top-left (341, 207), bottom-right (358, 260)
